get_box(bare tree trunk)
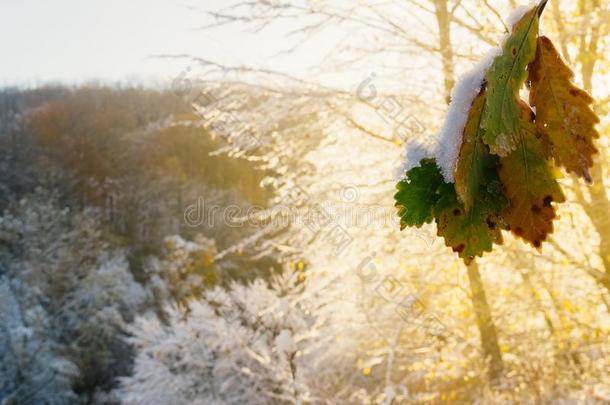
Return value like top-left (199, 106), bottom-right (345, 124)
top-left (551, 0), bottom-right (572, 62)
top-left (433, 0), bottom-right (504, 382)
top-left (551, 0), bottom-right (610, 292)
top-left (466, 261), bottom-right (504, 382)
top-left (579, 167), bottom-right (610, 281)
top-left (433, 0), bottom-right (455, 103)
top-left (578, 0), bottom-right (601, 94)
top-left (576, 0), bottom-right (610, 287)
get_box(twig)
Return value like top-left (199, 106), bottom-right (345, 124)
top-left (537, 0), bottom-right (550, 18)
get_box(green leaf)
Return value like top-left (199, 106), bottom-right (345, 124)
top-left (483, 5), bottom-right (541, 156)
top-left (394, 1), bottom-right (599, 261)
top-left (434, 179), bottom-right (506, 264)
top-left (394, 159), bottom-right (444, 229)
top-left (396, 158), bottom-right (506, 263)
top-left (454, 90), bottom-right (499, 211)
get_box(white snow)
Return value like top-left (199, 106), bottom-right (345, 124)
top-left (506, 2), bottom-right (538, 29)
top-left (275, 329), bottom-right (296, 354)
top-left (394, 139), bottom-right (436, 181)
top-left (397, 2), bottom-right (541, 183)
top-left (435, 47), bottom-right (501, 182)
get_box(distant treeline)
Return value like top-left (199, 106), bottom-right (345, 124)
top-left (0, 85), bottom-right (276, 282)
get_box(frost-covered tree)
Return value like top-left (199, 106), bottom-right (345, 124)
top-left (0, 277), bottom-right (79, 405)
top-left (0, 189), bottom-right (147, 403)
top-left (120, 273), bottom-right (315, 405)
top-left (143, 234), bottom-right (218, 308)
top-left (160, 0), bottom-right (610, 401)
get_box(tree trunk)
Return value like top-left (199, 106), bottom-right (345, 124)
top-left (466, 261), bottom-right (504, 382)
top-left (576, 0), bottom-right (610, 288)
top-left (578, 0), bottom-right (601, 94)
top-left (581, 165), bottom-right (610, 282)
top-left (551, 0), bottom-right (571, 62)
top-left (433, 0), bottom-right (455, 103)
top-left (551, 0), bottom-right (610, 294)
top-left (433, 0), bottom-right (504, 382)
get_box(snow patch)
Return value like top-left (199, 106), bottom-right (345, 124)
top-left (394, 139), bottom-right (436, 181)
top-left (506, 2), bottom-right (539, 29)
top-left (397, 2), bottom-right (540, 183)
top-left (436, 47), bottom-right (501, 182)
top-left (275, 329), bottom-right (296, 354)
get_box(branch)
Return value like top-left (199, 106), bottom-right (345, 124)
top-left (324, 101), bottom-right (396, 145)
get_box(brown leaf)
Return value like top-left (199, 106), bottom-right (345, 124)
top-left (499, 101), bottom-right (566, 248)
top-left (528, 36), bottom-right (600, 182)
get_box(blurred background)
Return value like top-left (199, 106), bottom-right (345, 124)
top-left (0, 0), bottom-right (608, 404)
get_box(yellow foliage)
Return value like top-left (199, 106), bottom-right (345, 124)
top-left (529, 36), bottom-right (600, 181)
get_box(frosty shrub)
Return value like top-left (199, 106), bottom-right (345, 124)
top-left (143, 234), bottom-right (218, 308)
top-left (0, 277), bottom-right (79, 405)
top-left (119, 273), bottom-right (315, 405)
top-left (0, 189), bottom-right (147, 403)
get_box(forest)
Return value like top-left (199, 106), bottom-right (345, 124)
top-left (0, 0), bottom-right (609, 404)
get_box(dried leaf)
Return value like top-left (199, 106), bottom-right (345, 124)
top-left (498, 102), bottom-right (566, 247)
top-left (528, 36), bottom-right (600, 182)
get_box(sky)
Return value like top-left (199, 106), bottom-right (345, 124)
top-left (0, 0), bottom-right (339, 87)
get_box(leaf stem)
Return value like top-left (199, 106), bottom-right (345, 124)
top-left (537, 0), bottom-right (549, 18)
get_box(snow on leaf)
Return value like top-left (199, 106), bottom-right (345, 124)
top-left (506, 3), bottom-right (538, 29)
top-left (393, 0), bottom-right (600, 261)
top-left (528, 36), bottom-right (600, 182)
top-left (395, 139), bottom-right (437, 181)
top-left (498, 101), bottom-right (566, 248)
top-left (436, 48), bottom-right (500, 182)
top-left (483, 4), bottom-right (540, 156)
top-left (394, 159), bottom-right (444, 229)
top-left (454, 89), bottom-right (500, 211)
